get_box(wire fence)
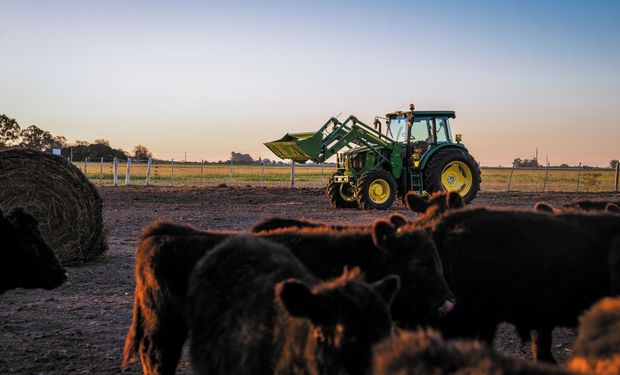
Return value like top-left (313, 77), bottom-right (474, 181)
top-left (74, 158), bottom-right (620, 193)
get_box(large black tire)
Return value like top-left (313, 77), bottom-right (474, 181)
top-left (326, 173), bottom-right (358, 208)
top-left (423, 148), bottom-right (481, 204)
top-left (355, 169), bottom-right (398, 210)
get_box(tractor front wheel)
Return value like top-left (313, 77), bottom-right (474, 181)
top-left (356, 169), bottom-right (397, 210)
top-left (326, 173), bottom-right (358, 208)
top-left (423, 148), bottom-right (481, 204)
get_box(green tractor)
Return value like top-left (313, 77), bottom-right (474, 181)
top-left (265, 104), bottom-right (481, 209)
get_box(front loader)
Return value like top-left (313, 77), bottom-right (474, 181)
top-left (265, 104), bottom-right (481, 210)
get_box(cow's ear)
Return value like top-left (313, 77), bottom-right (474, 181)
top-left (534, 202), bottom-right (554, 213)
top-left (388, 214), bottom-right (408, 230)
top-left (446, 192), bottom-right (464, 210)
top-left (405, 192), bottom-right (429, 213)
top-left (372, 219), bottom-right (396, 251)
top-left (278, 280), bottom-right (330, 323)
top-left (372, 275), bottom-right (400, 306)
top-left (606, 203), bottom-right (620, 213)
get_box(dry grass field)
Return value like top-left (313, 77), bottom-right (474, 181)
top-left (74, 161), bottom-right (619, 192)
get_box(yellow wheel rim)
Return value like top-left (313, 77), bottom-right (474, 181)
top-left (441, 161), bottom-right (473, 196)
top-left (368, 179), bottom-right (390, 204)
top-left (339, 183), bottom-right (356, 202)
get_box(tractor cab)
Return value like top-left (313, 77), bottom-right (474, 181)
top-left (381, 110), bottom-right (458, 169)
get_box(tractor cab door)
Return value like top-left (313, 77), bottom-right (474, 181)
top-left (408, 116), bottom-right (452, 168)
top-left (409, 117), bottom-right (433, 165)
top-left (433, 117), bottom-right (452, 143)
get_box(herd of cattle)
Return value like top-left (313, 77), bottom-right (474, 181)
top-left (1, 192), bottom-right (620, 375)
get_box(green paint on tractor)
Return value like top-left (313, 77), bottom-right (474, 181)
top-left (265, 104), bottom-right (481, 210)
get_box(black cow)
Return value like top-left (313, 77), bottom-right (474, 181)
top-left (251, 213), bottom-right (409, 233)
top-left (561, 199), bottom-right (620, 212)
top-left (534, 201), bottom-right (620, 214)
top-left (373, 329), bottom-right (573, 375)
top-left (123, 220), bottom-right (454, 375)
top-left (400, 206), bottom-right (619, 363)
top-left (187, 235), bottom-right (399, 375)
top-left (404, 191), bottom-right (465, 228)
top-left (0, 208), bottom-right (67, 294)
top-left (610, 237), bottom-right (620, 294)
top-left (567, 297), bottom-right (620, 375)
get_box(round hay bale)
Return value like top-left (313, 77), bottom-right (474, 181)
top-left (0, 149), bottom-right (107, 264)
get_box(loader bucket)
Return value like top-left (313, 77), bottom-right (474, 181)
top-left (264, 131), bottom-right (323, 163)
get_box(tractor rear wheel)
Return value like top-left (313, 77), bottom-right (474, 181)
top-left (356, 169), bottom-right (397, 210)
top-left (423, 148), bottom-right (481, 204)
top-left (326, 173), bottom-right (358, 208)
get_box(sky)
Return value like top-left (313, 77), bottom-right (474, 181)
top-left (1, 0), bottom-right (619, 166)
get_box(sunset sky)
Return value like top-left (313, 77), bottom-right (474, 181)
top-left (1, 1), bottom-right (618, 166)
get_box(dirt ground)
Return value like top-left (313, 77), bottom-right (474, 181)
top-left (1, 186), bottom-right (619, 374)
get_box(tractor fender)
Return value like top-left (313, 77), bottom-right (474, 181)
top-left (419, 143), bottom-right (468, 170)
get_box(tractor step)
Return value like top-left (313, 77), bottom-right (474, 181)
top-left (410, 172), bottom-right (423, 192)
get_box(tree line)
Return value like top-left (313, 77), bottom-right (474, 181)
top-left (513, 157), bottom-right (618, 169)
top-left (0, 114), bottom-right (152, 162)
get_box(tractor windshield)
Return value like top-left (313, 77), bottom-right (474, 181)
top-left (386, 117), bottom-right (408, 142)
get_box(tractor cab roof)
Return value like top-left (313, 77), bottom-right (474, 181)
top-left (386, 110), bottom-right (456, 119)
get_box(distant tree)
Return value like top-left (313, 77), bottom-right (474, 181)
top-left (133, 144), bottom-right (153, 160)
top-left (559, 164), bottom-right (569, 168)
top-left (0, 114), bottom-right (21, 149)
top-left (65, 143), bottom-right (128, 162)
top-left (610, 159), bottom-right (619, 169)
top-left (513, 158), bottom-right (539, 168)
top-left (19, 125), bottom-right (54, 151)
top-left (74, 140), bottom-right (90, 146)
top-left (52, 135), bottom-right (68, 150)
top-left (230, 151), bottom-right (254, 164)
top-left (94, 139), bottom-right (110, 146)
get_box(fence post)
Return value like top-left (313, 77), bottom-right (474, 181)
top-left (615, 162), bottom-right (619, 192)
top-left (99, 157), bottom-right (103, 186)
top-left (506, 167), bottom-right (514, 192)
top-left (200, 160), bottom-right (205, 186)
top-left (171, 159), bottom-right (175, 186)
top-left (576, 165), bottom-right (582, 192)
top-left (542, 164), bottom-right (550, 192)
top-left (260, 162), bottom-right (265, 186)
top-left (84, 157), bottom-right (88, 176)
top-left (145, 158), bottom-right (152, 186)
top-left (229, 159), bottom-right (233, 184)
top-left (291, 161), bottom-right (296, 188)
top-left (125, 157), bottom-right (132, 186)
top-left (113, 157), bottom-right (118, 186)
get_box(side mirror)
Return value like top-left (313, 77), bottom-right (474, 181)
top-left (455, 134), bottom-right (462, 143)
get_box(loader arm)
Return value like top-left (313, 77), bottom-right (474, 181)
top-left (265, 115), bottom-right (396, 163)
